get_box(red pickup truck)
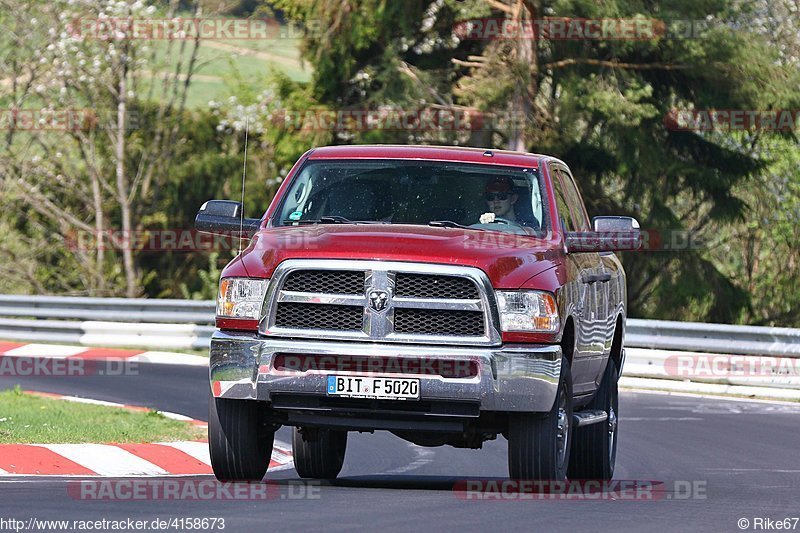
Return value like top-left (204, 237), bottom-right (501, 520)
top-left (196, 145), bottom-right (640, 482)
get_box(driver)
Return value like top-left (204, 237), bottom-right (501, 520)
top-left (483, 176), bottom-right (519, 221)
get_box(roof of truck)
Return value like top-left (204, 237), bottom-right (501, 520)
top-left (306, 145), bottom-right (552, 168)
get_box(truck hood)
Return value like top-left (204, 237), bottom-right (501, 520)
top-left (225, 225), bottom-right (562, 289)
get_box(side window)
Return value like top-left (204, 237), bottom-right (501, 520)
top-left (557, 168), bottom-right (591, 231)
top-left (550, 166), bottom-right (574, 232)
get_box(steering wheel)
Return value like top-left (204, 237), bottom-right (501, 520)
top-left (491, 217), bottom-right (527, 229)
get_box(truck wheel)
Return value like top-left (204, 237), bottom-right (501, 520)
top-left (208, 396), bottom-right (275, 482)
top-left (507, 358), bottom-right (572, 481)
top-left (568, 358), bottom-right (619, 480)
top-left (292, 427), bottom-right (347, 479)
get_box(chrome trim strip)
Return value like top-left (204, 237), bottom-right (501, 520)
top-left (278, 292), bottom-right (366, 306)
top-left (573, 410), bottom-right (608, 427)
top-left (392, 298), bottom-right (483, 311)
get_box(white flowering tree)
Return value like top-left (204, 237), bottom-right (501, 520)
top-left (0, 0), bottom-right (203, 296)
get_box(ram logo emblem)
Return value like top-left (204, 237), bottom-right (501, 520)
top-left (368, 289), bottom-right (390, 312)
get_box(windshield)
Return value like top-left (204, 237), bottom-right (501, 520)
top-left (273, 159), bottom-right (548, 235)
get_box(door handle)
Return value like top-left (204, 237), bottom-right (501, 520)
top-left (581, 273), bottom-right (611, 284)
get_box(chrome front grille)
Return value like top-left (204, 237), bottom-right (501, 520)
top-left (282, 270), bottom-right (364, 294)
top-left (274, 303), bottom-right (364, 331)
top-left (261, 260), bottom-right (500, 346)
top-left (394, 309), bottom-right (484, 336)
top-left (394, 273), bottom-right (479, 299)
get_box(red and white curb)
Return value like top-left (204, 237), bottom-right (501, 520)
top-left (0, 341), bottom-right (207, 366)
top-left (0, 392), bottom-right (293, 477)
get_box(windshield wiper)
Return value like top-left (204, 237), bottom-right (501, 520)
top-left (283, 215), bottom-right (356, 225)
top-left (428, 220), bottom-right (483, 231)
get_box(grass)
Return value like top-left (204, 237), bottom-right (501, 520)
top-left (144, 31), bottom-right (311, 108)
top-left (175, 347), bottom-right (210, 358)
top-left (0, 387), bottom-right (205, 444)
top-left (213, 36), bottom-right (304, 58)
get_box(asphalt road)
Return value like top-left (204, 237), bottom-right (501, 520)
top-left (2, 364), bottom-right (800, 532)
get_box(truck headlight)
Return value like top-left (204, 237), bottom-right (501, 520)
top-left (495, 290), bottom-right (559, 333)
top-left (217, 278), bottom-right (269, 319)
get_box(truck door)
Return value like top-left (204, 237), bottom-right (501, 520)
top-left (551, 165), bottom-right (610, 395)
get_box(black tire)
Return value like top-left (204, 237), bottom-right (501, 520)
top-left (507, 358), bottom-right (573, 481)
top-left (292, 427), bottom-right (348, 479)
top-left (568, 358), bottom-right (619, 480)
top-left (208, 396), bottom-right (275, 482)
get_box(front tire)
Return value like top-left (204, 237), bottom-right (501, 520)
top-left (208, 396), bottom-right (275, 482)
top-left (507, 357), bottom-right (573, 480)
top-left (568, 358), bottom-right (619, 480)
top-left (292, 427), bottom-right (348, 479)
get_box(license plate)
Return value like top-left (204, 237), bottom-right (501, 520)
top-left (326, 375), bottom-right (420, 400)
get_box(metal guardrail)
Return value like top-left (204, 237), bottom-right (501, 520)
top-left (626, 318), bottom-right (800, 357)
top-left (1, 295), bottom-right (800, 357)
top-left (0, 295), bottom-right (215, 350)
top-left (0, 295), bottom-right (214, 324)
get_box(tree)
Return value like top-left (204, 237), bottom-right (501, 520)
top-left (273, 0), bottom-right (798, 324)
top-left (0, 0), bottom-right (205, 296)
top-left (701, 0), bottom-right (800, 325)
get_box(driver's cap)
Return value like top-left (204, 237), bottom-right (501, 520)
top-left (485, 176), bottom-right (514, 193)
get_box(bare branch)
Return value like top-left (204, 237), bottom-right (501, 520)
top-left (452, 58), bottom-right (487, 68)
top-left (397, 61), bottom-right (450, 106)
top-left (13, 178), bottom-right (94, 233)
top-left (485, 0), bottom-right (514, 14)
top-left (543, 58), bottom-right (693, 70)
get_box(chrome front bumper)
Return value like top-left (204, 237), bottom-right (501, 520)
top-left (209, 330), bottom-right (562, 414)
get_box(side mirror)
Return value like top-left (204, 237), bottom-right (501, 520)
top-left (195, 200), bottom-right (262, 237)
top-left (565, 216), bottom-right (641, 252)
top-left (593, 216), bottom-right (639, 233)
